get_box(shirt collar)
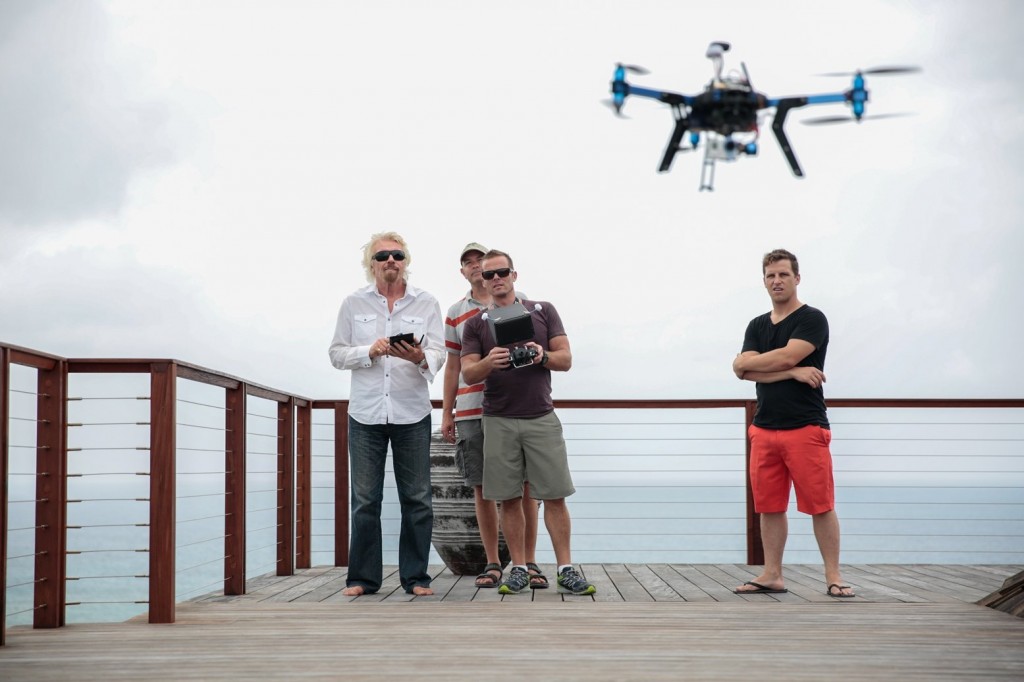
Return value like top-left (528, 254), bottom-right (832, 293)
top-left (360, 282), bottom-right (422, 300)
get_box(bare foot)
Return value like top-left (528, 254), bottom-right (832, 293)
top-left (341, 586), bottom-right (365, 597)
top-left (411, 585), bottom-right (434, 596)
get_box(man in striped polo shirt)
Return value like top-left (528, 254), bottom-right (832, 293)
top-left (441, 243), bottom-right (542, 589)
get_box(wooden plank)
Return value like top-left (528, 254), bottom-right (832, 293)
top-left (291, 571), bottom-right (350, 603)
top-left (603, 563), bottom-right (653, 602)
top-left (647, 565), bottom-right (717, 602)
top-left (861, 564), bottom-right (965, 603)
top-left (837, 565), bottom-right (931, 603)
top-left (261, 566), bottom-right (336, 603)
top-left (4, 601), bottom-right (1023, 681)
top-left (917, 564), bottom-right (1014, 596)
top-left (895, 565), bottom-right (1002, 601)
top-left (627, 564), bottom-right (685, 601)
top-left (444, 574), bottom-right (483, 602)
top-left (577, 564), bottom-right (622, 603)
top-left (682, 565), bottom-right (751, 602)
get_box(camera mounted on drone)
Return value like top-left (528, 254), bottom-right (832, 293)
top-left (482, 301), bottom-right (543, 370)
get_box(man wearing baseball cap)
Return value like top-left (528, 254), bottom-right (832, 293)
top-left (441, 243), bottom-right (543, 589)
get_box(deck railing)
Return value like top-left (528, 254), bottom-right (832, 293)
top-left (3, 341), bottom-right (1023, 644)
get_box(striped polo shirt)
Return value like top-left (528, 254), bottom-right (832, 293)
top-left (444, 293), bottom-right (487, 421)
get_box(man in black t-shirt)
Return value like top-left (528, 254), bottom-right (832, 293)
top-left (731, 249), bottom-right (855, 599)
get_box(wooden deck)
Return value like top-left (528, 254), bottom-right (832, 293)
top-left (2, 564), bottom-right (1023, 680)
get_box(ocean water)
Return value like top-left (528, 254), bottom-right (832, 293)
top-left (4, 372), bottom-right (1023, 625)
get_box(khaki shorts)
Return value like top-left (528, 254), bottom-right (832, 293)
top-left (454, 418), bottom-right (484, 487)
top-left (482, 411), bottom-right (575, 502)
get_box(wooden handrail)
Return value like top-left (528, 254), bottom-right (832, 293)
top-left (3, 340), bottom-right (1024, 642)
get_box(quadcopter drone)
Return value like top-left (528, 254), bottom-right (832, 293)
top-left (609, 42), bottom-right (919, 190)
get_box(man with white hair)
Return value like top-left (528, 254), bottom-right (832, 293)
top-left (329, 231), bottom-right (446, 596)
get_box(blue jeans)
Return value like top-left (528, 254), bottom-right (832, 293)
top-left (347, 415), bottom-right (433, 593)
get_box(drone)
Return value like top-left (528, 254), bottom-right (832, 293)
top-left (609, 42), bottom-right (919, 190)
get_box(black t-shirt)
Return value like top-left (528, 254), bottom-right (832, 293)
top-left (741, 304), bottom-right (830, 429)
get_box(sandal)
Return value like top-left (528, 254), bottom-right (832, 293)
top-left (475, 563), bottom-right (502, 588)
top-left (526, 562), bottom-right (549, 589)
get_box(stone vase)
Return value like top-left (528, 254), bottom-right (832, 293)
top-left (429, 431), bottom-right (509, 575)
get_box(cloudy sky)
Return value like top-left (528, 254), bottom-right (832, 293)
top-left (1, 0), bottom-right (1021, 401)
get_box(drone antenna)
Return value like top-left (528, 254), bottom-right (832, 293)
top-left (706, 41), bottom-right (730, 82)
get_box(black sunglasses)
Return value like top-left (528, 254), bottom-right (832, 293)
top-left (481, 268), bottom-right (513, 280)
top-left (373, 249), bottom-right (406, 262)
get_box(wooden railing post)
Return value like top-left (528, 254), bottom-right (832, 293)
top-left (334, 402), bottom-right (349, 567)
top-left (276, 399), bottom-right (295, 576)
top-left (0, 347), bottom-right (9, 646)
top-left (149, 362), bottom-right (177, 623)
top-left (224, 383), bottom-right (247, 595)
top-left (34, 359), bottom-right (67, 629)
top-left (295, 401), bottom-right (311, 569)
top-left (743, 400), bottom-right (764, 565)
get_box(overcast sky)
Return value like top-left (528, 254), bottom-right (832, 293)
top-left (1, 0), bottom-right (1021, 402)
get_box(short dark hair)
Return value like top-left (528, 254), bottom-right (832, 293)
top-left (482, 249), bottom-right (515, 271)
top-left (762, 248), bottom-right (799, 276)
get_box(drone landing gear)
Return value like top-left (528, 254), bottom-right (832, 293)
top-left (657, 105), bottom-right (689, 173)
top-left (699, 153), bottom-right (716, 192)
top-left (771, 97), bottom-right (809, 177)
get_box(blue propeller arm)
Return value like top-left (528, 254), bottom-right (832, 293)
top-left (626, 85), bottom-right (696, 106)
top-left (612, 74), bottom-right (696, 109)
top-left (766, 93), bottom-right (847, 107)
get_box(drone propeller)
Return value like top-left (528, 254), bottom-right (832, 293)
top-left (601, 98), bottom-right (630, 118)
top-left (817, 66), bottom-right (921, 77)
top-left (619, 63), bottom-right (651, 75)
top-left (609, 63), bottom-right (651, 115)
top-left (802, 112), bottom-right (914, 126)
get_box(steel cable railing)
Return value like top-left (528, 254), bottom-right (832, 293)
top-left (3, 341), bottom-right (1022, 640)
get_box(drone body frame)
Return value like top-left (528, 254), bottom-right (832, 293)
top-left (610, 42), bottom-right (907, 190)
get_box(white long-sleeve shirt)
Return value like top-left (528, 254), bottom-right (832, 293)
top-left (329, 283), bottom-right (446, 425)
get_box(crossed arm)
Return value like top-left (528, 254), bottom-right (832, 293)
top-left (733, 339), bottom-right (825, 388)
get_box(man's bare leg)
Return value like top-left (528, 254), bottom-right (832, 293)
top-left (499, 496), bottom-right (526, 565)
top-left (473, 486), bottom-right (502, 586)
top-left (522, 483), bottom-right (546, 586)
top-left (542, 498), bottom-right (572, 566)
top-left (735, 512), bottom-right (788, 592)
top-left (523, 483), bottom-right (540, 564)
top-left (813, 509), bottom-right (854, 596)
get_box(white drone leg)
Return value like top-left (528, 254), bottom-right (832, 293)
top-left (699, 146), bottom-right (716, 191)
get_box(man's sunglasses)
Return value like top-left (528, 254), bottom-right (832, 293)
top-left (373, 250), bottom-right (406, 262)
top-left (481, 268), bottom-right (513, 280)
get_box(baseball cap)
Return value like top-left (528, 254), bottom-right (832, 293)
top-left (459, 242), bottom-right (488, 263)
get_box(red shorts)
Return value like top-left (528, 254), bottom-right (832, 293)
top-left (748, 424), bottom-right (835, 515)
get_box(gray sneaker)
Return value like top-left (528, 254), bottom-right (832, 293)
top-left (499, 566), bottom-right (530, 595)
top-left (557, 567), bottom-right (596, 595)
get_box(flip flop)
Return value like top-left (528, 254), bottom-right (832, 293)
top-left (734, 581), bottom-right (788, 594)
top-left (827, 583), bottom-right (856, 598)
top-left (474, 563), bottom-right (502, 588)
